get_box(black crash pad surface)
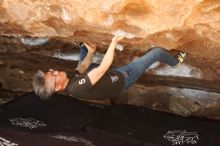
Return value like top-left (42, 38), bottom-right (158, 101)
top-left (86, 105), bottom-right (220, 146)
top-left (1, 93), bottom-right (220, 146)
top-left (4, 92), bottom-right (109, 131)
top-left (0, 93), bottom-right (138, 146)
top-left (0, 129), bottom-right (137, 146)
top-left (0, 129), bottom-right (74, 146)
top-left (0, 108), bottom-right (62, 133)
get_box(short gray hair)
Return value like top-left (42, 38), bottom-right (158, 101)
top-left (32, 70), bottom-right (54, 99)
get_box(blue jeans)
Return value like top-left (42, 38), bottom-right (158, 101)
top-left (79, 45), bottom-right (178, 89)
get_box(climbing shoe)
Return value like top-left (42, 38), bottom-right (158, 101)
top-left (173, 51), bottom-right (188, 67)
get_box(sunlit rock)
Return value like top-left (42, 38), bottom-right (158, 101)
top-left (0, 0), bottom-right (219, 80)
top-left (0, 0), bottom-right (219, 58)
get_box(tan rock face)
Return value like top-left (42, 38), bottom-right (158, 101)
top-left (0, 0), bottom-right (219, 56)
top-left (0, 0), bottom-right (220, 81)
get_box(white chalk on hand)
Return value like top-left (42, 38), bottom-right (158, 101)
top-left (112, 30), bottom-right (134, 39)
top-left (116, 44), bottom-right (124, 51)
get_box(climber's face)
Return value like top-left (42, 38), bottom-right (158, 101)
top-left (44, 69), bottom-right (68, 92)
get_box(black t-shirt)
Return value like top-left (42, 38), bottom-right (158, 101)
top-left (65, 69), bottom-right (124, 99)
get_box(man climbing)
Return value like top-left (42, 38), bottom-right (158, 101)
top-left (33, 35), bottom-right (187, 100)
